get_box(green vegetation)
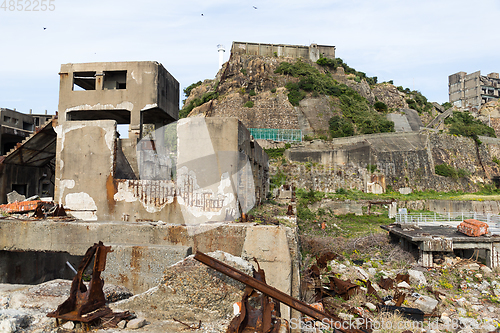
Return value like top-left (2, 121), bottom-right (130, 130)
top-left (244, 100), bottom-right (254, 108)
top-left (274, 60), bottom-right (393, 137)
top-left (179, 91), bottom-right (219, 118)
top-left (445, 111), bottom-right (496, 144)
top-left (493, 157), bottom-right (500, 165)
top-left (248, 89), bottom-right (256, 96)
top-left (183, 81), bottom-right (202, 98)
top-left (435, 163), bottom-right (470, 179)
top-left (316, 57), bottom-right (377, 85)
top-left (264, 143), bottom-right (291, 159)
top-left (374, 101), bottom-right (388, 112)
top-left (442, 102), bottom-right (452, 110)
top-left (396, 86), bottom-right (434, 114)
top-left (269, 170), bottom-right (287, 193)
top-left (241, 68), bottom-right (247, 75)
top-left (271, 88), bottom-right (277, 93)
top-left (328, 115), bottom-right (354, 138)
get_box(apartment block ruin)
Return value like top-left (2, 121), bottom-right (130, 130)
top-left (449, 71), bottom-right (500, 109)
top-left (231, 41), bottom-right (336, 62)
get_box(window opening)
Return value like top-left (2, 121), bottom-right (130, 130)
top-left (73, 72), bottom-right (96, 91)
top-left (103, 71), bottom-right (127, 90)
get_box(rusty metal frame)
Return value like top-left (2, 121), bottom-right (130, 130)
top-left (194, 251), bottom-right (368, 332)
top-left (47, 241), bottom-right (113, 322)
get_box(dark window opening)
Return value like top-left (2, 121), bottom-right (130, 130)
top-left (34, 118), bottom-right (40, 127)
top-left (12, 184), bottom-right (27, 196)
top-left (41, 183), bottom-right (51, 196)
top-left (3, 142), bottom-right (16, 155)
top-left (23, 121), bottom-right (33, 131)
top-left (3, 116), bottom-right (10, 123)
top-left (73, 71), bottom-right (96, 91)
top-left (103, 70), bottom-right (127, 90)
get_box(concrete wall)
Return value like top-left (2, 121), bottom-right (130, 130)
top-left (0, 220), bottom-right (300, 321)
top-left (58, 61), bottom-right (179, 140)
top-left (399, 200), bottom-right (500, 214)
top-left (284, 132), bottom-right (500, 193)
top-left (54, 117), bottom-right (269, 223)
top-left (231, 41), bottom-right (335, 62)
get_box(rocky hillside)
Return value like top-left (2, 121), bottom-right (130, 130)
top-left (181, 53), bottom-right (441, 138)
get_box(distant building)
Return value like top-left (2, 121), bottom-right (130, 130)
top-left (0, 108), bottom-right (35, 155)
top-left (0, 108), bottom-right (55, 201)
top-left (449, 71), bottom-right (500, 109)
top-left (231, 41), bottom-right (335, 62)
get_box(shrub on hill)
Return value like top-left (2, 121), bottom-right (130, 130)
top-left (275, 60), bottom-right (394, 137)
top-left (445, 111), bottom-right (496, 144)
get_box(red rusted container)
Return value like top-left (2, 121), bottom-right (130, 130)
top-left (457, 219), bottom-right (489, 237)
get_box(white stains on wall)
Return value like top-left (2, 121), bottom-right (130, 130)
top-left (65, 101), bottom-right (134, 113)
top-left (56, 179), bottom-right (75, 204)
top-left (141, 104), bottom-right (158, 111)
top-left (65, 192), bottom-right (97, 211)
top-left (114, 182), bottom-right (138, 203)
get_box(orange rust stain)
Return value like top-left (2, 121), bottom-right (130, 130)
top-left (166, 225), bottom-right (188, 245)
top-left (106, 174), bottom-right (117, 212)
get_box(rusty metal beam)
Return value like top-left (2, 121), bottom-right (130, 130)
top-left (194, 251), bottom-right (354, 330)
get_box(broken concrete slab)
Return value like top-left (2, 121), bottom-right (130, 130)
top-left (6, 191), bottom-right (25, 204)
top-left (408, 269), bottom-right (427, 286)
top-left (414, 295), bottom-right (439, 314)
top-left (110, 251), bottom-right (254, 323)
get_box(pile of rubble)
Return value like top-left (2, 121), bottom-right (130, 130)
top-left (300, 251), bottom-right (500, 332)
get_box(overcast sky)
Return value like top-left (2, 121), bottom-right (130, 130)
top-left (1, 0), bottom-right (499, 116)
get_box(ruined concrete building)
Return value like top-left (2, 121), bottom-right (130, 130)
top-left (0, 108), bottom-right (55, 202)
top-left (231, 41), bottom-right (336, 62)
top-left (449, 71), bottom-right (500, 109)
top-left (0, 62), bottom-right (302, 324)
top-left (54, 61), bottom-right (268, 223)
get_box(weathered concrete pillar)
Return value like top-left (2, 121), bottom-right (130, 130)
top-left (487, 244), bottom-right (500, 268)
top-left (241, 225), bottom-right (298, 324)
top-left (419, 250), bottom-right (433, 268)
top-left (388, 201), bottom-right (397, 218)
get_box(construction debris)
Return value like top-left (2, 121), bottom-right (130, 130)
top-left (47, 241), bottom-right (132, 328)
top-left (194, 251), bottom-right (371, 333)
top-left (457, 219), bottom-right (489, 237)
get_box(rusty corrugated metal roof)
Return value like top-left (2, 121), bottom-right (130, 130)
top-left (0, 117), bottom-right (56, 167)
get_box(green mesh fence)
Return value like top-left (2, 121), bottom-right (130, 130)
top-left (249, 128), bottom-right (302, 142)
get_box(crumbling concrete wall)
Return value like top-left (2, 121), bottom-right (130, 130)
top-left (54, 120), bottom-right (118, 220)
top-left (0, 220), bottom-right (299, 321)
top-left (283, 132), bottom-right (500, 192)
top-left (58, 61), bottom-right (179, 140)
top-left (54, 117), bottom-right (268, 223)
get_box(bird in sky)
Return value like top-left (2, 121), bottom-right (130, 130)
top-left (201, 13), bottom-right (204, 16)
top-left (43, 27), bottom-right (47, 30)
top-left (253, 6), bottom-right (257, 9)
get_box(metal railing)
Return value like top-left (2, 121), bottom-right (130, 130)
top-left (396, 212), bottom-right (500, 226)
top-left (249, 128), bottom-right (302, 142)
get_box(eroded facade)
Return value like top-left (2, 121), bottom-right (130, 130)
top-left (55, 61), bottom-right (268, 223)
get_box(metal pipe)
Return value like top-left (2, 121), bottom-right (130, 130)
top-left (194, 251), bottom-right (346, 328)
